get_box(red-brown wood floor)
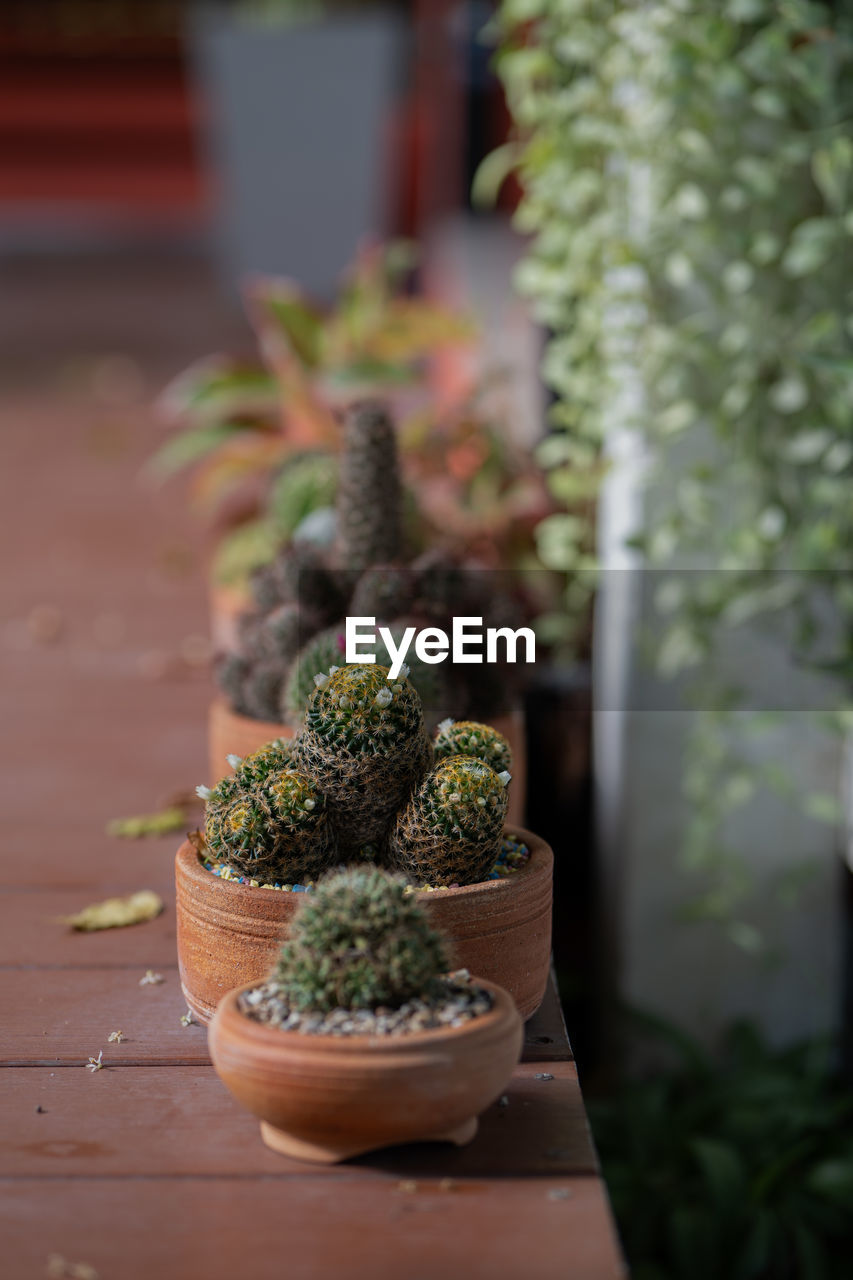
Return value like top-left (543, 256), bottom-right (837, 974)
top-left (0, 254), bottom-right (626, 1280)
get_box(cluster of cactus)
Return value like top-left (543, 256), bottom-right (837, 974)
top-left (202, 663), bottom-right (513, 887)
top-left (216, 398), bottom-right (523, 726)
top-left (200, 738), bottom-right (335, 884)
top-left (274, 865), bottom-right (450, 1012)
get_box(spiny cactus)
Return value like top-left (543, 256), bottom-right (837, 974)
top-left (202, 745), bottom-right (334, 883)
top-left (294, 663), bottom-right (432, 856)
top-left (433, 719), bottom-right (513, 776)
top-left (336, 401), bottom-right (403, 571)
top-left (349, 564), bottom-right (416, 621)
top-left (273, 865), bottom-right (450, 1012)
top-left (281, 626), bottom-right (347, 725)
top-left (390, 755), bottom-right (509, 886)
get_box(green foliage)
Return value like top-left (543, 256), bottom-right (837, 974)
top-left (274, 865), bottom-right (450, 1013)
top-left (590, 1012), bottom-right (853, 1280)
top-left (391, 755), bottom-right (509, 886)
top-left (494, 0), bottom-right (853, 937)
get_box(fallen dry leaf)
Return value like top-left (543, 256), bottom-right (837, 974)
top-left (63, 890), bottom-right (164, 932)
top-left (106, 807), bottom-right (187, 839)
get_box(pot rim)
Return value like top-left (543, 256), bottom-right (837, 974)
top-left (210, 694), bottom-right (295, 739)
top-left (177, 824), bottom-right (552, 904)
top-left (211, 976), bottom-right (520, 1056)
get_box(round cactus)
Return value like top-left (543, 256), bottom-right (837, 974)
top-left (433, 719), bottom-right (513, 776)
top-left (293, 663), bottom-right (432, 856)
top-left (202, 745), bottom-right (334, 883)
top-left (281, 626), bottom-right (348, 724)
top-left (390, 755), bottom-right (509, 886)
top-left (349, 564), bottom-right (416, 622)
top-left (274, 865), bottom-right (450, 1012)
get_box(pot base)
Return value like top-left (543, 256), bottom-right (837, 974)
top-left (259, 1116), bottom-right (479, 1164)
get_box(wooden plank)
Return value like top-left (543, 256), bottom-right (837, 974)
top-left (0, 968), bottom-right (208, 1066)
top-left (0, 1060), bottom-right (597, 1180)
top-left (1, 1175), bottom-right (626, 1280)
top-left (1, 966), bottom-right (572, 1068)
top-left (0, 889), bottom-right (179, 968)
top-left (523, 968), bottom-right (572, 1061)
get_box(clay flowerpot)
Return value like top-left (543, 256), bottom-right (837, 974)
top-left (209, 581), bottom-right (252, 654)
top-left (208, 696), bottom-right (295, 785)
top-left (208, 695), bottom-right (527, 822)
top-left (175, 825), bottom-right (553, 1024)
top-left (209, 978), bottom-right (523, 1163)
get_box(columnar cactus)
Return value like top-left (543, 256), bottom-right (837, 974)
top-left (273, 865), bottom-right (450, 1012)
top-left (390, 755), bottom-right (509, 886)
top-left (336, 401), bottom-right (403, 571)
top-left (433, 719), bottom-right (513, 776)
top-left (202, 743), bottom-right (334, 883)
top-left (293, 663), bottom-right (432, 856)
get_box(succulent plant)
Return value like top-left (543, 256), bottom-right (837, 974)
top-left (293, 663), bottom-right (432, 856)
top-left (390, 755), bottom-right (509, 886)
top-left (433, 719), bottom-right (513, 776)
top-left (348, 564), bottom-right (417, 621)
top-left (281, 626), bottom-right (348, 725)
top-left (273, 865), bottom-right (450, 1012)
top-left (202, 744), bottom-right (334, 883)
top-left (336, 401), bottom-right (403, 572)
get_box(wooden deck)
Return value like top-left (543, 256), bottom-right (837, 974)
top-left (0, 275), bottom-right (625, 1279)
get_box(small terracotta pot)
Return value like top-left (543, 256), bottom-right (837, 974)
top-left (209, 978), bottom-right (523, 1162)
top-left (209, 581), bottom-right (252, 654)
top-left (208, 696), bottom-right (527, 822)
top-left (175, 826), bottom-right (553, 1024)
top-left (208, 696), bottom-right (295, 785)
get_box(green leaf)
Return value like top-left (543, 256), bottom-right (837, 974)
top-left (691, 1137), bottom-right (747, 1207)
top-left (472, 142), bottom-right (521, 209)
top-left (146, 423), bottom-right (247, 479)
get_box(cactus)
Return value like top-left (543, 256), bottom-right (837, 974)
top-left (336, 401), bottom-right (403, 571)
top-left (273, 866), bottom-right (450, 1012)
top-left (203, 745), bottom-right (333, 883)
top-left (349, 564), bottom-right (416, 622)
top-left (433, 719), bottom-right (512, 776)
top-left (390, 755), bottom-right (509, 886)
top-left (239, 660), bottom-right (285, 723)
top-left (294, 663), bottom-right (432, 856)
top-left (281, 626), bottom-right (347, 724)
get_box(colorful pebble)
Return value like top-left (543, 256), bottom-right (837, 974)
top-left (202, 835), bottom-right (531, 894)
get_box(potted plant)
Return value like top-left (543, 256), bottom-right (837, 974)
top-left (177, 663), bottom-right (553, 1022)
top-left (207, 397), bottom-right (533, 821)
top-left (209, 864), bottom-right (523, 1162)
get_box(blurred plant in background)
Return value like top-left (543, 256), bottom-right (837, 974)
top-left (151, 241), bottom-right (553, 590)
top-left (494, 0), bottom-right (853, 930)
top-left (590, 1010), bottom-right (853, 1280)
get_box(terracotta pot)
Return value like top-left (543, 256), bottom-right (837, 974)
top-left (208, 695), bottom-right (527, 822)
top-left (176, 825), bottom-right (553, 1024)
top-left (208, 696), bottom-right (296, 785)
top-left (209, 580), bottom-right (252, 654)
top-left (209, 978), bottom-right (523, 1162)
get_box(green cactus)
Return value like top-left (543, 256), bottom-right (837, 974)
top-left (294, 663), bottom-right (432, 856)
top-left (202, 745), bottom-right (333, 883)
top-left (390, 755), bottom-right (509, 886)
top-left (273, 865), bottom-right (450, 1012)
top-left (349, 564), bottom-right (416, 621)
top-left (433, 719), bottom-right (513, 775)
top-left (281, 626), bottom-right (347, 725)
top-left (336, 401), bottom-right (403, 572)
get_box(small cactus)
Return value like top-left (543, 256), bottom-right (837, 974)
top-left (273, 865), bottom-right (450, 1012)
top-left (294, 663), bottom-right (432, 856)
top-left (281, 626), bottom-right (347, 725)
top-left (390, 755), bottom-right (508, 886)
top-left (349, 564), bottom-right (416, 621)
top-left (433, 719), bottom-right (512, 776)
top-left (203, 745), bottom-right (334, 882)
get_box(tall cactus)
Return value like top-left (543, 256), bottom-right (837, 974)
top-left (336, 401), bottom-right (403, 571)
